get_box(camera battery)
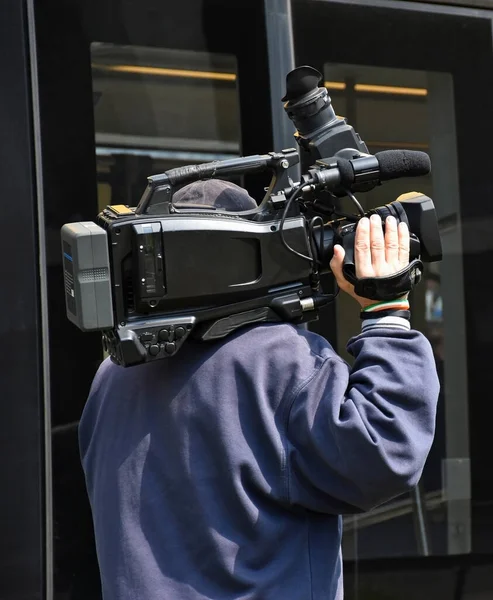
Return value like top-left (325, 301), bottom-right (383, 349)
top-left (61, 221), bottom-right (114, 331)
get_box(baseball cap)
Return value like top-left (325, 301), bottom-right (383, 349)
top-left (172, 179), bottom-right (258, 212)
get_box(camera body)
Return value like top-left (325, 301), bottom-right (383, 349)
top-left (61, 66), bottom-right (443, 367)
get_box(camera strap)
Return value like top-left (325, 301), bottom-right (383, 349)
top-left (338, 225), bottom-right (424, 301)
top-left (342, 258), bottom-right (423, 301)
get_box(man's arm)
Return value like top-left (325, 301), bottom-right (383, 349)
top-left (286, 326), bottom-right (439, 513)
top-left (285, 214), bottom-right (440, 514)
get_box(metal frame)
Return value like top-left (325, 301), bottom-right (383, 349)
top-left (0, 1), bottom-right (46, 598)
top-left (313, 0), bottom-right (493, 16)
top-left (264, 0), bottom-right (299, 165)
top-left (26, 0), bottom-right (53, 595)
top-left (411, 0), bottom-right (493, 9)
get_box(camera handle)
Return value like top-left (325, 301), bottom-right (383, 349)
top-left (134, 149), bottom-right (301, 216)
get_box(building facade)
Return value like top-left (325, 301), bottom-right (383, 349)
top-left (2, 0), bottom-right (493, 598)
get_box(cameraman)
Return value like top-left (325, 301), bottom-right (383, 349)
top-left (79, 180), bottom-right (439, 600)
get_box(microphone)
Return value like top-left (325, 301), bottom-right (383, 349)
top-left (375, 150), bottom-right (431, 181)
top-left (332, 150), bottom-right (431, 189)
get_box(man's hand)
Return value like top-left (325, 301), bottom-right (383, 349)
top-left (329, 214), bottom-right (410, 309)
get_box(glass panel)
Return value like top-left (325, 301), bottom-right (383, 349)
top-left (91, 43), bottom-right (240, 212)
top-left (290, 0), bottom-right (493, 572)
top-left (323, 63), bottom-right (463, 561)
top-left (34, 0), bottom-right (267, 596)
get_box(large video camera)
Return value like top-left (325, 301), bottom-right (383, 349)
top-left (61, 66), bottom-right (442, 367)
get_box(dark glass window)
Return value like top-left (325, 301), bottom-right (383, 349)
top-left (292, 0), bottom-right (493, 589)
top-left (321, 63), bottom-right (454, 560)
top-left (91, 43), bottom-right (241, 213)
top-left (34, 0), bottom-right (272, 597)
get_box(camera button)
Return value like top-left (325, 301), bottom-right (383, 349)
top-left (158, 329), bottom-right (170, 342)
top-left (149, 344), bottom-right (160, 356)
top-left (165, 342), bottom-right (176, 355)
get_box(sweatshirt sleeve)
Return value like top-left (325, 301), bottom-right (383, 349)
top-left (285, 327), bottom-right (440, 514)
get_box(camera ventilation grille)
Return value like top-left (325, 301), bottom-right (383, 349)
top-left (79, 267), bottom-right (109, 282)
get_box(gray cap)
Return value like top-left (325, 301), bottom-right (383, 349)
top-left (172, 179), bottom-right (258, 212)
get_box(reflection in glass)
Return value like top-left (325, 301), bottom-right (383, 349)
top-left (322, 63), bottom-right (469, 560)
top-left (91, 43), bottom-right (240, 211)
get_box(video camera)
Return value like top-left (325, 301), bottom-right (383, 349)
top-left (61, 66), bottom-right (442, 367)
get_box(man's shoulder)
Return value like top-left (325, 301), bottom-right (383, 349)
top-left (90, 324), bottom-right (339, 386)
top-left (89, 356), bottom-right (117, 392)
top-left (222, 323), bottom-right (338, 365)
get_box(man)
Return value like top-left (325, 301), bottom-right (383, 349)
top-left (79, 179), bottom-right (439, 600)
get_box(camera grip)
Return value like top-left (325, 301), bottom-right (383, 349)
top-left (352, 259), bottom-right (423, 301)
top-left (340, 231), bottom-right (423, 300)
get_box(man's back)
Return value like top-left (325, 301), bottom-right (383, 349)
top-left (79, 322), bottom-right (438, 600)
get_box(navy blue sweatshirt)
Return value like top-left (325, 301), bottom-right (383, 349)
top-left (79, 322), bottom-right (439, 599)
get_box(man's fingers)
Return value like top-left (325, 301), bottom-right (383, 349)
top-left (352, 215), bottom-right (409, 280)
top-left (354, 217), bottom-right (372, 277)
top-left (330, 244), bottom-right (352, 292)
top-left (329, 244), bottom-right (344, 280)
top-left (369, 214), bottom-right (385, 275)
top-left (398, 221), bottom-right (410, 267)
top-left (384, 216), bottom-right (399, 266)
